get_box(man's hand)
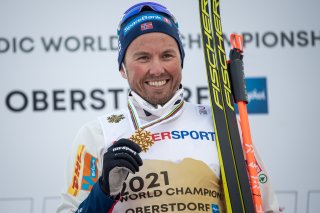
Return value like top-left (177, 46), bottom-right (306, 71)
top-left (101, 138), bottom-right (143, 197)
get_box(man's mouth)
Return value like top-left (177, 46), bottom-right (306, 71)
top-left (147, 80), bottom-right (168, 87)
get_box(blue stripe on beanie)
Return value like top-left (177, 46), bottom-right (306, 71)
top-left (117, 11), bottom-right (185, 70)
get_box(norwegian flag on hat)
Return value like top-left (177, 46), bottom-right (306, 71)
top-left (141, 22), bottom-right (153, 31)
top-left (162, 17), bottom-right (171, 25)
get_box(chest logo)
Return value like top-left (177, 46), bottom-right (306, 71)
top-left (107, 114), bottom-right (125, 123)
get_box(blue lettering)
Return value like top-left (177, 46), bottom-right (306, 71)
top-left (208, 132), bottom-right (215, 141)
top-left (190, 131), bottom-right (200, 139)
top-left (171, 131), bottom-right (181, 139)
top-left (181, 131), bottom-right (189, 139)
top-left (90, 158), bottom-right (96, 177)
top-left (199, 131), bottom-right (209, 140)
top-left (168, 130), bottom-right (215, 142)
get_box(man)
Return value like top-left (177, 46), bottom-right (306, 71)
top-left (57, 2), bottom-right (279, 213)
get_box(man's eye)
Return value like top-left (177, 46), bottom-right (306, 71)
top-left (163, 54), bottom-right (173, 59)
top-left (138, 56), bottom-right (149, 61)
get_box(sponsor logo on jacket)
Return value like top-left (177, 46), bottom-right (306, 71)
top-left (152, 130), bottom-right (215, 142)
top-left (81, 153), bottom-right (98, 191)
top-left (68, 145), bottom-right (85, 196)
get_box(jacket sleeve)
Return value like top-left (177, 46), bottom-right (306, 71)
top-left (57, 120), bottom-right (116, 213)
top-left (75, 177), bottom-right (117, 213)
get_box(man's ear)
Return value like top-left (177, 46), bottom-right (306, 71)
top-left (119, 63), bottom-right (128, 79)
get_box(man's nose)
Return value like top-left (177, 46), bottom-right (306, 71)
top-left (149, 59), bottom-right (165, 76)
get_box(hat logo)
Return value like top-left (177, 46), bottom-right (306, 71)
top-left (162, 17), bottom-right (171, 25)
top-left (140, 22), bottom-right (153, 31)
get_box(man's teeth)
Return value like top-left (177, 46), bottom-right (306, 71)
top-left (148, 80), bottom-right (166, 87)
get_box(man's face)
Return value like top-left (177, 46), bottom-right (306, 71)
top-left (120, 32), bottom-right (182, 105)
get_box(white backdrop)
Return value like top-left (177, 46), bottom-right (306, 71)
top-left (0, 0), bottom-right (319, 213)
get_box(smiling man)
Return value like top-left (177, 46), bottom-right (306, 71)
top-left (120, 32), bottom-right (182, 106)
top-left (57, 2), bottom-right (279, 213)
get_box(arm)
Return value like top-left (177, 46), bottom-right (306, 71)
top-left (75, 177), bottom-right (117, 213)
top-left (57, 120), bottom-right (143, 213)
top-left (75, 138), bottom-right (143, 213)
top-left (57, 120), bottom-right (109, 213)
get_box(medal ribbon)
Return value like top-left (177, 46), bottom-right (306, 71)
top-left (128, 99), bottom-right (185, 131)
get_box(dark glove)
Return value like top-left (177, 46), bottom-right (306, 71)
top-left (100, 138), bottom-right (143, 197)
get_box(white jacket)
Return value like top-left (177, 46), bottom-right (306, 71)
top-left (57, 89), bottom-right (279, 213)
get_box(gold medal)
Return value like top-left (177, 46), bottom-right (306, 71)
top-left (129, 128), bottom-right (154, 152)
